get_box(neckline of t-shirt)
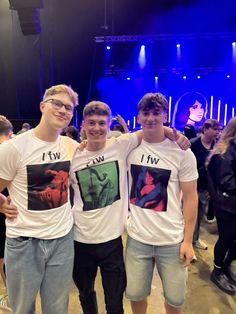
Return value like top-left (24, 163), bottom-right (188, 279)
top-left (31, 129), bottom-right (60, 145)
top-left (85, 146), bottom-right (106, 156)
top-left (142, 137), bottom-right (168, 146)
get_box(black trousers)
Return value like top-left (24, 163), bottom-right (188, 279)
top-left (73, 236), bottom-right (126, 314)
top-left (214, 210), bottom-right (236, 267)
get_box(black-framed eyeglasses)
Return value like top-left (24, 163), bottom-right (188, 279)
top-left (44, 98), bottom-right (74, 113)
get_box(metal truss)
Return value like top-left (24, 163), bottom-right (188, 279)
top-left (95, 32), bottom-right (236, 43)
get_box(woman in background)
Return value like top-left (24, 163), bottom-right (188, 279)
top-left (207, 117), bottom-right (236, 295)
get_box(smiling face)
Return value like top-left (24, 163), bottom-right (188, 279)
top-left (40, 92), bottom-right (74, 131)
top-left (83, 114), bottom-right (111, 150)
top-left (189, 100), bottom-right (204, 122)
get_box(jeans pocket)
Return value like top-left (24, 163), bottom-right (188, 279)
top-left (6, 237), bottom-right (31, 249)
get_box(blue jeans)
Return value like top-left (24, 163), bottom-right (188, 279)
top-left (193, 189), bottom-right (209, 243)
top-left (5, 229), bottom-right (74, 314)
top-left (125, 236), bottom-right (188, 308)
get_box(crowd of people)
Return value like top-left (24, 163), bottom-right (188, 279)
top-left (0, 85), bottom-right (235, 314)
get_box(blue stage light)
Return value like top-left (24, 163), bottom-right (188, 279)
top-left (138, 45), bottom-right (146, 69)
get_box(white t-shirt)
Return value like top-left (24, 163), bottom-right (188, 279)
top-left (70, 133), bottom-right (138, 244)
top-left (127, 138), bottom-right (198, 246)
top-left (0, 130), bottom-right (78, 239)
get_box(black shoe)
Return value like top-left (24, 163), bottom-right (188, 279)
top-left (210, 271), bottom-right (235, 295)
top-left (223, 265), bottom-right (236, 285)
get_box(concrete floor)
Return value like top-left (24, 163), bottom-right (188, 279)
top-left (0, 220), bottom-right (236, 313)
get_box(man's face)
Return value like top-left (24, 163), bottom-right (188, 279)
top-left (137, 108), bottom-right (166, 133)
top-left (204, 126), bottom-right (221, 141)
top-left (40, 93), bottom-right (74, 130)
top-left (83, 115), bottom-right (110, 145)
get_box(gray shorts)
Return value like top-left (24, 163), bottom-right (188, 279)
top-left (125, 236), bottom-right (188, 308)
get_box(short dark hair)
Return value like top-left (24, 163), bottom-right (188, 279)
top-left (22, 123), bottom-right (31, 129)
top-left (138, 93), bottom-right (168, 113)
top-left (83, 101), bottom-right (112, 118)
top-left (203, 119), bottom-right (221, 130)
top-left (61, 125), bottom-right (79, 141)
top-left (0, 115), bottom-right (13, 135)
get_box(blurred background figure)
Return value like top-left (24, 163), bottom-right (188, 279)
top-left (190, 119), bottom-right (221, 251)
top-left (0, 115), bottom-right (13, 311)
top-left (61, 125), bottom-right (80, 142)
top-left (207, 117), bottom-right (236, 295)
top-left (107, 114), bottom-right (129, 138)
top-left (0, 116), bottom-right (13, 143)
top-left (16, 122), bottom-right (31, 135)
top-left (184, 124), bottom-right (197, 140)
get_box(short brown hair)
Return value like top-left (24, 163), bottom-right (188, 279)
top-left (43, 84), bottom-right (79, 106)
top-left (83, 101), bottom-right (112, 119)
top-left (203, 119), bottom-right (221, 130)
top-left (138, 92), bottom-right (168, 113)
top-left (0, 115), bottom-right (13, 135)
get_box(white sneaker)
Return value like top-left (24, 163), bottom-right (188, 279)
top-left (0, 295), bottom-right (12, 312)
top-left (194, 239), bottom-right (208, 250)
top-left (205, 216), bottom-right (216, 224)
top-left (191, 254), bottom-right (198, 263)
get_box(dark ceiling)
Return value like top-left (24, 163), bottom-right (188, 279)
top-left (0, 0), bottom-right (235, 127)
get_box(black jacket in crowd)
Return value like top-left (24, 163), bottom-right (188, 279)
top-left (207, 140), bottom-right (236, 214)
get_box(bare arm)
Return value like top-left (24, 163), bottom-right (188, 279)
top-left (0, 178), bottom-right (18, 219)
top-left (0, 178), bottom-right (10, 195)
top-left (179, 180), bottom-right (198, 266)
top-left (116, 114), bottom-right (129, 133)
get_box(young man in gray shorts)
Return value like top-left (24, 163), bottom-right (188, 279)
top-left (125, 92), bottom-right (198, 314)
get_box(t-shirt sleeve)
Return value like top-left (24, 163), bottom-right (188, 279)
top-left (179, 149), bottom-right (198, 182)
top-left (0, 141), bottom-right (21, 181)
top-left (115, 133), bottom-right (138, 155)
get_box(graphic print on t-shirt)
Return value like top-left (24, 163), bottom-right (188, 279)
top-left (27, 161), bottom-right (70, 210)
top-left (130, 164), bottom-right (171, 211)
top-left (75, 161), bottom-right (120, 211)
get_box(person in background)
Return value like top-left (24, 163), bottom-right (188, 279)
top-left (16, 122), bottom-right (31, 135)
top-left (0, 84), bottom-right (79, 314)
top-left (61, 125), bottom-right (80, 142)
top-left (183, 124), bottom-right (197, 140)
top-left (125, 92), bottom-right (198, 314)
top-left (0, 115), bottom-right (13, 312)
top-left (190, 119), bottom-right (221, 250)
top-left (207, 117), bottom-right (236, 295)
top-left (107, 114), bottom-right (129, 139)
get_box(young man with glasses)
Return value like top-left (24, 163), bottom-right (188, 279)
top-left (0, 84), bottom-right (79, 314)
